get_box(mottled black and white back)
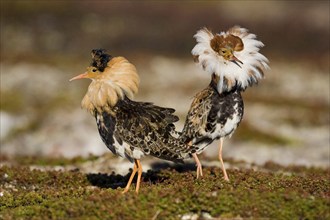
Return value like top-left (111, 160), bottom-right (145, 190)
top-left (181, 76), bottom-right (244, 153)
top-left (96, 97), bottom-right (193, 163)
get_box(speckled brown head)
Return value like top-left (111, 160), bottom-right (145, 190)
top-left (210, 34), bottom-right (244, 64)
top-left (211, 34), bottom-right (243, 52)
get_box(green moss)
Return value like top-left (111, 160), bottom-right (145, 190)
top-left (0, 158), bottom-right (329, 219)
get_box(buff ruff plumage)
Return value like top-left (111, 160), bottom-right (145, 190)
top-left (70, 49), bottom-right (196, 193)
top-left (181, 26), bottom-right (269, 180)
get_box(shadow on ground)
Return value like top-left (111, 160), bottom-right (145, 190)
top-left (86, 161), bottom-right (198, 189)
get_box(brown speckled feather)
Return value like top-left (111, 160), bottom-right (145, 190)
top-left (181, 87), bottom-right (213, 143)
top-left (181, 76), bottom-right (244, 153)
top-left (97, 97), bottom-right (195, 163)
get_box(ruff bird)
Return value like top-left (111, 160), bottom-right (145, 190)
top-left (70, 49), bottom-right (195, 193)
top-left (181, 26), bottom-right (269, 180)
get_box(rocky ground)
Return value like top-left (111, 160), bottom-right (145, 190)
top-left (0, 154), bottom-right (329, 219)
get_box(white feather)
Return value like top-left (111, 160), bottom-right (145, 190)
top-left (192, 26), bottom-right (269, 93)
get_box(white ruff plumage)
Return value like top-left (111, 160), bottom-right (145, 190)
top-left (192, 26), bottom-right (269, 93)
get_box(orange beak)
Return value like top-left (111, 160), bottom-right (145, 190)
top-left (230, 55), bottom-right (243, 68)
top-left (69, 72), bottom-right (89, 82)
top-left (231, 55), bottom-right (243, 64)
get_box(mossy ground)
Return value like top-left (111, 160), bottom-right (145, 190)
top-left (0, 156), bottom-right (329, 220)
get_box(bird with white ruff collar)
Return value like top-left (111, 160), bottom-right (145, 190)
top-left (181, 26), bottom-right (269, 180)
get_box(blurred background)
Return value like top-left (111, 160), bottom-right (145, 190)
top-left (1, 1), bottom-right (329, 167)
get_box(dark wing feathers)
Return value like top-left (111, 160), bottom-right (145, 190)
top-left (113, 98), bottom-right (194, 162)
top-left (96, 112), bottom-right (117, 154)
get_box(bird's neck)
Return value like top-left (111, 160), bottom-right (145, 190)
top-left (210, 73), bottom-right (242, 94)
top-left (81, 80), bottom-right (130, 115)
top-left (210, 73), bottom-right (220, 92)
top-left (81, 56), bottom-right (140, 115)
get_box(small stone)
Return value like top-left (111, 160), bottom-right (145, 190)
top-left (211, 191), bottom-right (217, 197)
top-left (201, 212), bottom-right (213, 219)
top-left (181, 213), bottom-right (198, 220)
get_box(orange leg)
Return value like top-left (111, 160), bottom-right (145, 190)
top-left (192, 153), bottom-right (203, 179)
top-left (188, 141), bottom-right (203, 179)
top-left (219, 138), bottom-right (229, 181)
top-left (135, 159), bottom-right (142, 193)
top-left (122, 159), bottom-right (142, 194)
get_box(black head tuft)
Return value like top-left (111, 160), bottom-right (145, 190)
top-left (90, 49), bottom-right (113, 72)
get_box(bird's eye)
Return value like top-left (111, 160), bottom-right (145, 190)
top-left (92, 68), bottom-right (97, 72)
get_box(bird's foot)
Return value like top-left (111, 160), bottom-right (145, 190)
top-left (223, 172), bottom-right (229, 182)
top-left (192, 153), bottom-right (203, 179)
top-left (122, 188), bottom-right (129, 194)
top-left (196, 165), bottom-right (203, 179)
